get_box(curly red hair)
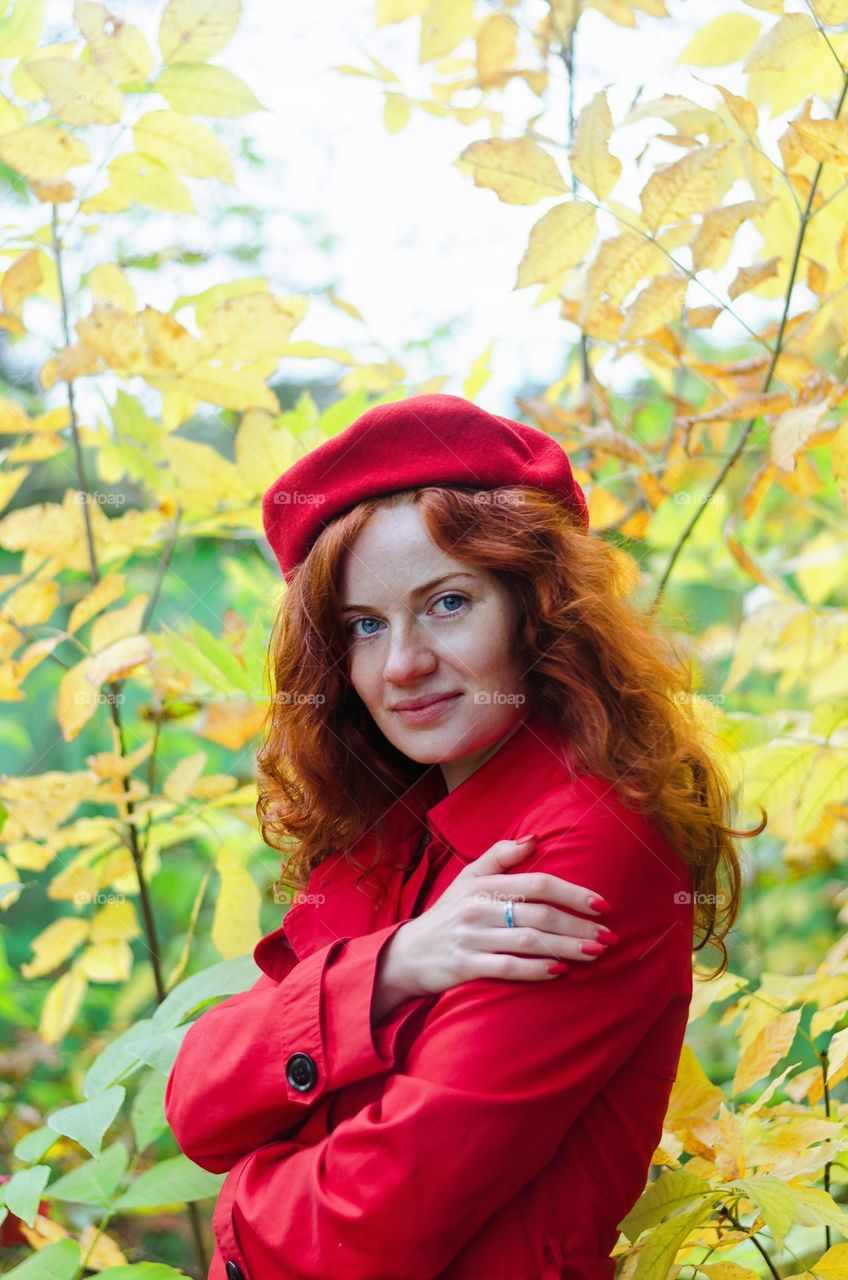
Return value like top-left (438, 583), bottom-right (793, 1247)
top-left (255, 485), bottom-right (765, 979)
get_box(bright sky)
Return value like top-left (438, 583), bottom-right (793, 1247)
top-left (20, 0), bottom-right (802, 419)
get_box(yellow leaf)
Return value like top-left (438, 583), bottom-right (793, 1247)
top-left (587, 487), bottom-right (628, 530)
top-left (108, 150), bottom-right (196, 213)
top-left (87, 633), bottom-right (153, 684)
top-left (678, 13), bottom-right (761, 66)
top-left (158, 0), bottom-right (240, 64)
top-left (155, 62), bottom-right (263, 116)
top-left (714, 83), bottom-right (758, 138)
top-left (744, 13), bottom-right (819, 72)
top-left (691, 201), bottom-right (763, 273)
top-left (463, 343), bottom-right (492, 400)
top-left (162, 435), bottom-right (253, 503)
top-left (733, 1008), bottom-right (802, 1094)
top-left (67, 573), bottom-right (126, 633)
top-left (91, 594), bottom-right (148, 653)
top-left (199, 291), bottom-right (307, 362)
top-left (383, 92), bottom-right (410, 133)
top-left (665, 1044), bottom-right (724, 1130)
top-left (476, 12), bottom-right (517, 87)
top-left (2, 578), bottom-right (58, 626)
top-left (793, 118), bottom-right (848, 167)
top-left (640, 145), bottom-right (731, 232)
top-left (140, 305), bottom-right (199, 373)
top-left (75, 0), bottom-right (154, 83)
top-left (621, 272), bottom-right (687, 340)
top-left (420, 0), bottom-right (474, 62)
top-left (686, 304), bottom-right (722, 329)
top-left (90, 897), bottom-right (141, 943)
top-left (76, 939), bottom-right (132, 982)
top-left (212, 846), bottom-right (261, 959)
top-left (22, 915), bottom-right (89, 978)
top-left (76, 1224), bottom-right (127, 1269)
top-left (0, 0), bottom-right (44, 58)
top-left (570, 90), bottom-right (621, 200)
top-left (770, 401), bottom-right (830, 472)
top-left (235, 409), bottom-right (296, 494)
top-left (2, 247), bottom-right (41, 313)
top-left (163, 750), bottom-right (207, 803)
top-left (516, 200), bottom-right (596, 288)
top-left (586, 229), bottom-right (666, 305)
top-left (460, 136), bottom-right (567, 207)
top-left (0, 854), bottom-right (23, 910)
top-left (39, 967), bottom-right (87, 1043)
top-left (25, 55), bottom-right (122, 125)
top-left (699, 1263), bottom-right (761, 1280)
top-left (0, 123), bottom-right (89, 180)
top-left (811, 1), bottom-right (848, 21)
top-left (76, 303), bottom-right (146, 371)
top-left (87, 263), bottom-right (136, 312)
top-left (832, 419), bottom-right (848, 510)
top-left (376, 0), bottom-right (428, 24)
top-left (134, 109), bottom-right (234, 182)
top-left (728, 255), bottom-right (780, 300)
top-left (57, 658), bottom-right (104, 741)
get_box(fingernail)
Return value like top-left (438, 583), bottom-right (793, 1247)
top-left (587, 895), bottom-right (610, 913)
top-left (514, 832), bottom-right (537, 843)
top-left (547, 962), bottom-right (568, 974)
top-left (580, 940), bottom-right (607, 955)
top-left (596, 927), bottom-right (619, 945)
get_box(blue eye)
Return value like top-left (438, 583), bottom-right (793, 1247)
top-left (345, 591), bottom-right (468, 641)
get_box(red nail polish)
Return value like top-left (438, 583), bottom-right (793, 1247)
top-left (580, 940), bottom-right (606, 955)
top-left (587, 895), bottom-right (611, 913)
top-left (596, 927), bottom-right (619, 945)
top-left (547, 962), bottom-right (568, 974)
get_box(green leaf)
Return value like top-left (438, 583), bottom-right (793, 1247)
top-left (131, 1070), bottom-right (168, 1152)
top-left (725, 1175), bottom-right (796, 1248)
top-left (43, 1141), bottom-right (128, 1207)
top-left (151, 952), bottom-right (259, 1029)
top-left (122, 1022), bottom-right (189, 1075)
top-left (629, 1199), bottom-right (716, 1280)
top-left (84, 1019), bottom-right (155, 1096)
top-left (13, 1125), bottom-right (59, 1163)
top-left (155, 63), bottom-right (263, 117)
top-left (619, 1168), bottom-right (714, 1242)
top-left (113, 1154), bottom-right (224, 1209)
top-left (4, 1164), bottom-right (49, 1226)
top-left (94, 1266), bottom-right (188, 1278)
top-left (1, 1237), bottom-right (81, 1278)
top-left (46, 1085), bottom-right (125, 1157)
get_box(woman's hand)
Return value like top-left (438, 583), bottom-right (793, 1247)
top-left (373, 835), bottom-right (618, 1018)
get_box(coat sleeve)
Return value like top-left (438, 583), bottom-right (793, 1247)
top-left (164, 920), bottom-right (432, 1174)
top-left (211, 802), bottom-right (694, 1280)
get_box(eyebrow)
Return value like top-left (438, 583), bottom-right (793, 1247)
top-left (340, 572), bottom-right (477, 613)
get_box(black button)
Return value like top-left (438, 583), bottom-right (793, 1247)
top-left (225, 1263), bottom-right (244, 1280)
top-left (286, 1051), bottom-right (318, 1092)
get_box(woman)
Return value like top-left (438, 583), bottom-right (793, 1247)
top-left (165, 394), bottom-right (762, 1280)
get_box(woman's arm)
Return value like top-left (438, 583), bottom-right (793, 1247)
top-left (210, 801), bottom-right (694, 1280)
top-left (164, 919), bottom-right (431, 1174)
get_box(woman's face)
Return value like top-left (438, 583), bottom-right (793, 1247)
top-left (339, 500), bottom-right (531, 792)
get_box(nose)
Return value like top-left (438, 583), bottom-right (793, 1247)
top-left (382, 619), bottom-right (437, 684)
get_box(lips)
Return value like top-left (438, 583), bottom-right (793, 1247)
top-left (393, 692), bottom-right (462, 711)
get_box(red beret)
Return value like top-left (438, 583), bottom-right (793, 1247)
top-left (262, 393), bottom-right (589, 581)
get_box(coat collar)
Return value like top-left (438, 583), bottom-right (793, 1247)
top-left (254, 711), bottom-right (575, 973)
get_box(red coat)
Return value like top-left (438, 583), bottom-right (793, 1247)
top-left (165, 714), bottom-right (693, 1279)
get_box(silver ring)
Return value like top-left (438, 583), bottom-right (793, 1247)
top-left (504, 897), bottom-right (515, 928)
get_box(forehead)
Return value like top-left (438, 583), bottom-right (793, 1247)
top-left (339, 503), bottom-right (467, 601)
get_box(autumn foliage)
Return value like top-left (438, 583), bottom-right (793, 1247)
top-left (1, 1), bottom-right (847, 1277)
